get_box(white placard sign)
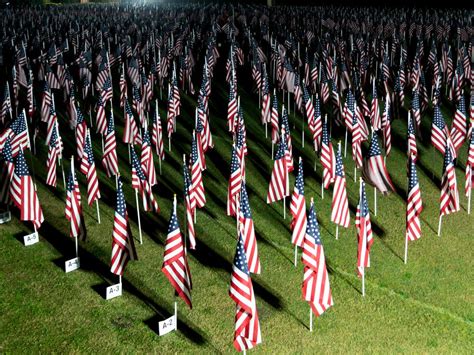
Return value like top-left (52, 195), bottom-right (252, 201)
top-left (158, 315), bottom-right (177, 336)
top-left (106, 283), bottom-right (122, 300)
top-left (65, 257), bottom-right (80, 273)
top-left (23, 232), bottom-right (39, 246)
top-left (0, 211), bottom-right (11, 224)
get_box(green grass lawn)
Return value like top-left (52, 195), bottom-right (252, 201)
top-left (1, 61), bottom-right (473, 353)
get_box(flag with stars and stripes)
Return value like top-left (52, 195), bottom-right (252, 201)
top-left (162, 203), bottom-right (192, 308)
top-left (190, 132), bottom-right (206, 208)
top-left (370, 80), bottom-right (381, 131)
top-left (65, 169), bottom-right (86, 240)
top-left (431, 105), bottom-right (451, 156)
top-left (80, 132), bottom-right (101, 206)
top-left (101, 114), bottom-right (119, 177)
top-left (466, 124), bottom-right (474, 197)
top-left (406, 156), bottom-right (422, 242)
top-left (381, 95), bottom-right (392, 157)
top-left (302, 199), bottom-right (334, 316)
top-left (95, 96), bottom-right (107, 136)
top-left (320, 120), bottom-right (336, 189)
top-left (239, 181), bottom-right (261, 274)
top-left (46, 123), bottom-right (60, 187)
top-left (362, 134), bottom-right (395, 195)
top-left (331, 147), bottom-right (350, 228)
top-left (151, 105), bottom-right (165, 160)
top-left (0, 137), bottom-right (15, 204)
top-left (227, 80), bottom-right (238, 133)
top-left (130, 146), bottom-right (159, 213)
top-left (439, 138), bottom-right (460, 216)
top-left (75, 107), bottom-right (87, 160)
top-left (270, 95), bottom-right (280, 144)
top-left (9, 112), bottom-right (30, 157)
top-left (408, 116), bottom-right (418, 162)
top-left (183, 159), bottom-right (196, 249)
top-left (229, 233), bottom-right (261, 352)
top-left (290, 158), bottom-right (307, 247)
top-left (227, 144), bottom-right (242, 217)
top-left (9, 149), bottom-right (44, 229)
top-left (450, 94), bottom-right (467, 153)
top-left (267, 133), bottom-right (289, 204)
top-left (411, 89), bottom-right (421, 130)
top-left (140, 130), bottom-right (157, 187)
top-left (123, 101), bottom-right (141, 145)
top-left (355, 181), bottom-right (373, 277)
top-left (110, 178), bottom-right (137, 276)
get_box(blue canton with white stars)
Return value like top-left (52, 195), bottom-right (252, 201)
top-left (306, 203), bottom-right (322, 245)
top-left (239, 182), bottom-right (252, 219)
top-left (233, 234), bottom-right (249, 275)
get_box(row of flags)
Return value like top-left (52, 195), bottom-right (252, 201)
top-left (0, 3), bottom-right (473, 352)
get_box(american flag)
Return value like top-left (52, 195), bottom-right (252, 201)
top-left (411, 89), bottom-right (421, 130)
top-left (406, 156), bottom-right (422, 242)
top-left (439, 138), bottom-right (460, 216)
top-left (183, 159), bottom-right (196, 249)
top-left (1, 82), bottom-right (12, 123)
top-left (119, 65), bottom-right (127, 108)
top-left (408, 116), bottom-right (418, 162)
top-left (27, 71), bottom-right (35, 119)
top-left (95, 96), bottom-right (107, 135)
top-left (190, 132), bottom-right (206, 208)
top-left (362, 134), bottom-right (395, 195)
top-left (281, 107), bottom-right (294, 172)
top-left (197, 98), bottom-right (213, 153)
top-left (343, 90), bottom-right (355, 131)
top-left (10, 149), bottom-right (44, 229)
top-left (132, 85), bottom-right (146, 127)
top-left (331, 147), bottom-right (350, 228)
top-left (320, 119), bottom-right (335, 189)
top-left (450, 94), bottom-right (467, 153)
top-left (370, 80), bottom-right (381, 131)
top-left (75, 107), bottom-right (87, 160)
top-left (0, 137), bottom-right (14, 204)
top-left (302, 199), bottom-right (333, 316)
top-left (290, 157), bottom-right (307, 247)
top-left (239, 181), bottom-right (261, 274)
top-left (166, 88), bottom-right (176, 138)
top-left (45, 123), bottom-right (60, 187)
top-left (229, 233), bottom-right (261, 352)
top-left (261, 71), bottom-right (271, 125)
top-left (431, 105), bottom-right (453, 157)
top-left (127, 58), bottom-right (140, 86)
top-left (130, 146), bottom-right (159, 213)
top-left (65, 169), bottom-right (85, 240)
top-left (123, 101), bottom-right (140, 145)
top-left (41, 81), bottom-right (52, 123)
top-left (466, 125), bottom-right (474, 197)
top-left (172, 76), bottom-right (181, 117)
top-left (100, 77), bottom-right (113, 104)
top-left (162, 201), bottom-right (192, 308)
top-left (151, 105), bottom-right (164, 160)
top-left (267, 133), bottom-right (289, 203)
top-left (313, 95), bottom-right (323, 152)
top-left (45, 64), bottom-right (60, 90)
top-left (10, 112), bottom-right (30, 156)
top-left (294, 73), bottom-right (303, 113)
top-left (227, 80), bottom-right (238, 133)
top-left (381, 96), bottom-right (392, 157)
top-left (110, 178), bottom-right (137, 276)
top-left (140, 130), bottom-right (157, 187)
top-left (355, 181), bottom-right (373, 277)
top-left (101, 114), bottom-right (119, 178)
top-left (270, 94), bottom-right (280, 144)
top-left (80, 131), bottom-right (101, 206)
top-left (227, 144), bottom-right (242, 217)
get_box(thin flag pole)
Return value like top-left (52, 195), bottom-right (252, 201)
top-left (71, 156), bottom-right (79, 258)
top-left (354, 166), bottom-right (357, 182)
top-left (96, 200), bottom-right (101, 224)
top-left (283, 197), bottom-right (286, 219)
top-left (374, 187), bottom-right (377, 216)
top-left (437, 214), bottom-right (443, 237)
top-left (468, 184), bottom-right (472, 215)
top-left (344, 128), bottom-right (348, 158)
top-left (362, 267), bottom-right (366, 297)
top-left (57, 122), bottom-right (66, 190)
top-left (294, 245), bottom-right (298, 267)
top-left (135, 189), bottom-right (143, 245)
top-left (404, 230), bottom-right (408, 264)
top-left (174, 301), bottom-right (178, 332)
top-left (309, 307), bottom-right (313, 332)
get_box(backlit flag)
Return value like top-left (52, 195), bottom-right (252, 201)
top-left (313, 95), bottom-right (323, 151)
top-left (270, 94), bottom-right (280, 144)
top-left (0, 138), bottom-right (15, 204)
top-left (183, 158), bottom-right (196, 249)
top-left (95, 96), bottom-right (107, 135)
top-left (229, 233), bottom-right (261, 352)
top-left (41, 81), bottom-right (52, 123)
top-left (466, 125), bottom-right (474, 196)
top-left (227, 144), bottom-right (242, 217)
top-left (408, 116), bottom-right (418, 162)
top-left (320, 119), bottom-right (336, 189)
top-left (132, 85), bottom-right (146, 127)
top-left (162, 199), bottom-right (192, 308)
top-left (10, 149), bottom-right (44, 229)
top-left (362, 133), bottom-right (395, 195)
top-left (343, 89), bottom-right (355, 131)
top-left (261, 70), bottom-right (271, 125)
top-left (130, 146), bottom-right (159, 213)
top-left (123, 101), bottom-right (140, 145)
top-left (65, 169), bottom-right (85, 240)
top-left (45, 123), bottom-right (60, 187)
top-left (281, 107), bottom-right (294, 172)
top-left (151, 104), bottom-right (165, 160)
top-left (75, 107), bottom-right (87, 160)
top-left (119, 65), bottom-right (127, 108)
top-left (239, 181), bottom-right (261, 274)
top-left (110, 178), bottom-right (137, 276)
top-left (355, 181), bottom-right (373, 277)
top-left (406, 156), bottom-right (422, 241)
top-left (80, 131), bottom-right (101, 206)
top-left (228, 80), bottom-right (238, 133)
top-left (439, 138), bottom-right (460, 216)
top-left (302, 199), bottom-right (333, 316)
top-left (166, 88), bottom-right (176, 138)
top-left (331, 147), bottom-right (350, 228)
top-left (381, 95), bottom-right (392, 156)
top-left (370, 80), bottom-right (381, 131)
top-left (267, 132), bottom-right (289, 203)
top-left (411, 89), bottom-right (421, 130)
top-left (290, 157), bottom-right (307, 247)
top-left (431, 105), bottom-right (450, 155)
top-left (190, 132), bottom-right (206, 208)
top-left (450, 94), bottom-right (467, 153)
top-left (10, 112), bottom-right (30, 156)
top-left (102, 114), bottom-right (119, 177)
top-left (140, 130), bottom-right (157, 187)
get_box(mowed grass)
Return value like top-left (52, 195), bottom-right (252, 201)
top-left (1, 58), bottom-right (473, 353)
